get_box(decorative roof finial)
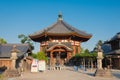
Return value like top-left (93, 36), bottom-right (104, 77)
top-left (58, 12), bottom-right (63, 20)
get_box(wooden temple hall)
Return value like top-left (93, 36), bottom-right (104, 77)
top-left (29, 13), bottom-right (92, 68)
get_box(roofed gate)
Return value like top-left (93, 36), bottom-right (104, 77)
top-left (46, 42), bottom-right (73, 67)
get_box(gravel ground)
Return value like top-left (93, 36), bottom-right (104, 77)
top-left (7, 67), bottom-right (120, 80)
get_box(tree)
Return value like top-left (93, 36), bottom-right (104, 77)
top-left (90, 51), bottom-right (97, 59)
top-left (36, 52), bottom-right (48, 62)
top-left (0, 37), bottom-right (7, 44)
top-left (97, 40), bottom-right (103, 46)
top-left (74, 48), bottom-right (97, 69)
top-left (18, 34), bottom-right (34, 50)
top-left (95, 40), bottom-right (103, 49)
top-left (80, 47), bottom-right (85, 53)
top-left (93, 40), bottom-right (103, 52)
top-left (84, 49), bottom-right (89, 54)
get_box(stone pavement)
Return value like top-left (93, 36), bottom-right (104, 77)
top-left (8, 67), bottom-right (120, 80)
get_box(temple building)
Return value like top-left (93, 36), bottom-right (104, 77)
top-left (29, 13), bottom-right (92, 67)
top-left (103, 32), bottom-right (120, 69)
top-left (0, 44), bottom-right (31, 71)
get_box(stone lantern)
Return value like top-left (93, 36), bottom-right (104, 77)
top-left (97, 45), bottom-right (103, 69)
top-left (4, 45), bottom-right (21, 77)
top-left (10, 45), bottom-right (18, 70)
top-left (94, 45), bottom-right (112, 77)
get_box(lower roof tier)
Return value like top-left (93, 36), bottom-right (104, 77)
top-left (30, 35), bottom-right (91, 42)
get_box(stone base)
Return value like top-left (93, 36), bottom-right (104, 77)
top-left (94, 69), bottom-right (112, 78)
top-left (3, 69), bottom-right (21, 78)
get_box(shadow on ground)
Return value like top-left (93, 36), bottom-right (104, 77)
top-left (87, 73), bottom-right (94, 77)
top-left (112, 72), bottom-right (120, 79)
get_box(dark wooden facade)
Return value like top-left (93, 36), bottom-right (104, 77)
top-left (104, 32), bottom-right (120, 69)
top-left (29, 13), bottom-right (92, 67)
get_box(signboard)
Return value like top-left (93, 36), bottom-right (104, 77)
top-left (38, 60), bottom-right (46, 71)
top-left (31, 59), bottom-right (38, 72)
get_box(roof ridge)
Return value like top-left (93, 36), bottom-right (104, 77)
top-left (29, 21), bottom-right (59, 36)
top-left (61, 20), bottom-right (91, 36)
top-left (45, 21), bottom-right (59, 31)
top-left (61, 20), bottom-right (75, 32)
top-left (1, 43), bottom-right (29, 46)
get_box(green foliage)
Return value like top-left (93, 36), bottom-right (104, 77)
top-left (75, 49), bottom-right (91, 58)
top-left (36, 52), bottom-right (48, 62)
top-left (80, 47), bottom-right (85, 53)
top-left (84, 49), bottom-right (89, 54)
top-left (18, 34), bottom-right (34, 50)
top-left (97, 40), bottom-right (103, 46)
top-left (93, 40), bottom-right (103, 51)
top-left (79, 52), bottom-right (91, 58)
top-left (31, 53), bottom-right (37, 59)
top-left (0, 74), bottom-right (4, 79)
top-left (75, 53), bottom-right (80, 57)
top-left (31, 52), bottom-right (48, 62)
top-left (75, 48), bottom-right (97, 58)
top-left (0, 37), bottom-right (7, 44)
top-left (91, 51), bottom-right (97, 58)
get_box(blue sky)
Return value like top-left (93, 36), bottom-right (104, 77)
top-left (0, 0), bottom-right (120, 52)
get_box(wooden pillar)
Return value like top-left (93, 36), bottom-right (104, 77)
top-left (119, 58), bottom-right (120, 69)
top-left (78, 46), bottom-right (81, 54)
top-left (73, 41), bottom-right (76, 55)
top-left (66, 52), bottom-right (69, 63)
top-left (73, 46), bottom-right (76, 56)
top-left (90, 58), bottom-right (93, 69)
top-left (67, 52), bottom-right (72, 60)
top-left (109, 57), bottom-right (112, 69)
top-left (40, 45), bottom-right (43, 52)
top-left (59, 52), bottom-right (62, 66)
top-left (67, 52), bottom-right (69, 60)
top-left (50, 52), bottom-right (53, 66)
top-left (78, 42), bottom-right (81, 54)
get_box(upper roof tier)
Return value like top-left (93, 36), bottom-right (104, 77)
top-left (29, 13), bottom-right (92, 42)
top-left (105, 32), bottom-right (120, 43)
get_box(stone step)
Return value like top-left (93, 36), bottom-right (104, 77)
top-left (48, 66), bottom-right (66, 70)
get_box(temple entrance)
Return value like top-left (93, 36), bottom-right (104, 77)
top-left (52, 51), bottom-right (67, 67)
top-left (46, 44), bottom-right (73, 69)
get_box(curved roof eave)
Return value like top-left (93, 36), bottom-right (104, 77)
top-left (46, 43), bottom-right (73, 52)
top-left (29, 31), bottom-right (92, 39)
top-left (29, 32), bottom-right (92, 43)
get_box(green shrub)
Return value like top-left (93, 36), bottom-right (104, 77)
top-left (36, 51), bottom-right (48, 62)
top-left (0, 74), bottom-right (4, 80)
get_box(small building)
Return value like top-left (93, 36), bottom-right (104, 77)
top-left (103, 32), bottom-right (120, 69)
top-left (29, 13), bottom-right (92, 67)
top-left (0, 44), bottom-right (31, 71)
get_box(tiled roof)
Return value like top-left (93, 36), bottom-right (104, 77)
top-left (0, 44), bottom-right (30, 58)
top-left (47, 42), bottom-right (73, 52)
top-left (48, 42), bottom-right (72, 48)
top-left (107, 49), bottom-right (120, 55)
top-left (29, 14), bottom-right (92, 39)
top-left (108, 32), bottom-right (120, 42)
top-left (30, 20), bottom-right (91, 37)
